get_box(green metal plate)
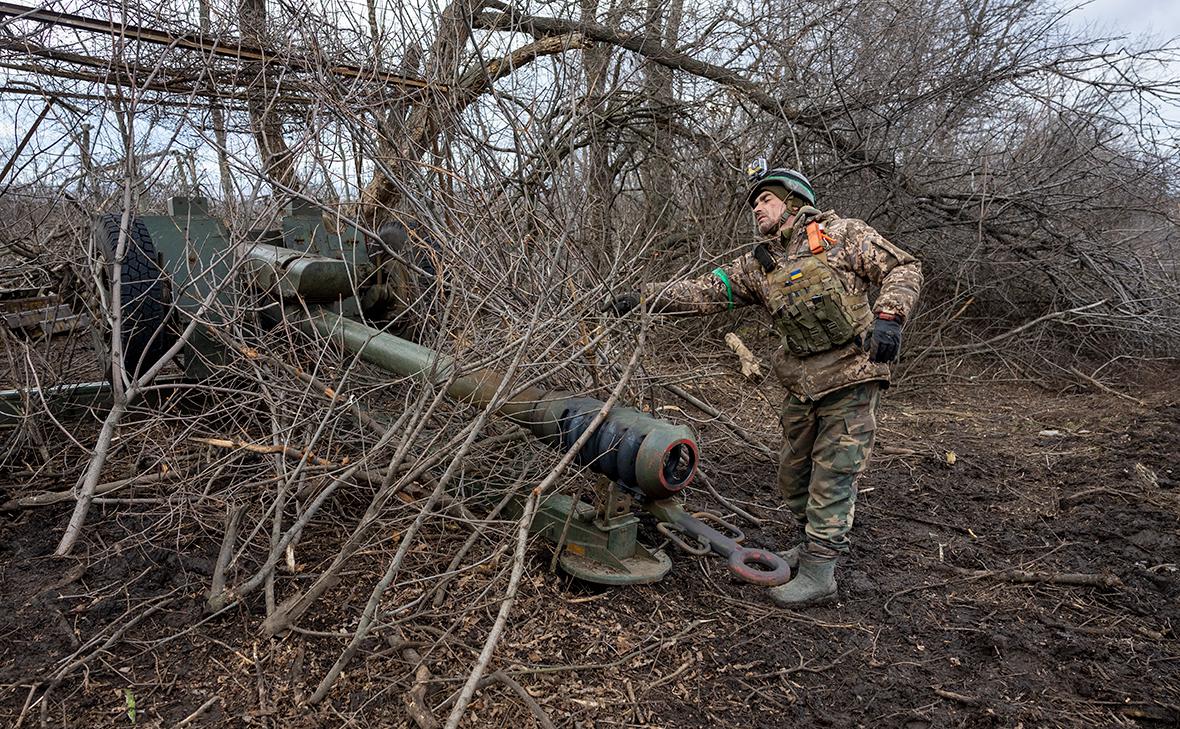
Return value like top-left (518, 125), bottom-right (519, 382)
top-left (558, 547), bottom-right (672, 586)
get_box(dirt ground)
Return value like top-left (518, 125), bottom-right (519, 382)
top-left (1, 356), bottom-right (1178, 728)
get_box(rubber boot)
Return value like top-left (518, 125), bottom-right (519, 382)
top-left (777, 544), bottom-right (805, 572)
top-left (768, 545), bottom-right (838, 607)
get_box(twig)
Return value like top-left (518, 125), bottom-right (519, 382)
top-left (1060, 486), bottom-right (1136, 507)
top-left (945, 566), bottom-right (1122, 588)
top-left (430, 483), bottom-right (525, 608)
top-left (648, 656), bottom-right (695, 689)
top-left (189, 436), bottom-right (336, 466)
top-left (660, 381), bottom-right (774, 460)
top-left (1068, 366), bottom-right (1146, 406)
top-left (884, 577), bottom-right (970, 618)
top-left (175, 697), bottom-right (219, 728)
top-left (207, 464), bottom-right (355, 612)
top-left (312, 290), bottom-right (556, 704)
top-left (489, 671), bottom-right (555, 729)
top-left (873, 506), bottom-right (975, 536)
top-left (442, 489), bottom-right (537, 729)
top-left (262, 396), bottom-right (455, 635)
top-left (934, 299), bottom-right (1109, 354)
top-left (432, 670), bottom-right (556, 729)
top-left (933, 687), bottom-right (979, 705)
top-left (478, 620), bottom-right (711, 679)
top-left (308, 476), bottom-right (449, 704)
top-left (746, 648), bottom-right (854, 679)
top-left (1038, 614), bottom-right (1165, 641)
top-left (55, 401), bottom-right (126, 555)
top-left (36, 593), bottom-right (177, 725)
top-left (696, 467), bottom-right (762, 526)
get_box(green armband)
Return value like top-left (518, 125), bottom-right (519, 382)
top-left (711, 268), bottom-right (734, 310)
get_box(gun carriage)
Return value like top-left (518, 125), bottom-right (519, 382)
top-left (2, 197), bottom-right (789, 587)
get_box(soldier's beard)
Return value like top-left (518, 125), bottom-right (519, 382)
top-left (760, 213), bottom-right (795, 236)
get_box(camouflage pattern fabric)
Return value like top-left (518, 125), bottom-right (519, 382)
top-left (778, 382), bottom-right (880, 553)
top-left (642, 208), bottom-right (923, 400)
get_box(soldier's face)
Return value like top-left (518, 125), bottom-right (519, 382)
top-left (753, 191), bottom-right (789, 235)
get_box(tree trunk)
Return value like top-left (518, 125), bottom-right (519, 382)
top-left (238, 0), bottom-right (300, 194)
top-left (642, 0), bottom-right (683, 238)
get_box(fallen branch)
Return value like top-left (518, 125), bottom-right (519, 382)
top-left (0, 470), bottom-right (175, 511)
top-left (648, 656), bottom-right (695, 689)
top-left (207, 503), bottom-right (248, 605)
top-left (404, 651), bottom-right (439, 729)
top-left (432, 670), bottom-right (556, 729)
top-left (55, 401), bottom-right (125, 555)
top-left (441, 489), bottom-right (536, 729)
top-left (1068, 365), bottom-right (1146, 406)
top-left (206, 464), bottom-right (357, 612)
top-left (1039, 614), bottom-right (1166, 641)
top-left (309, 476), bottom-right (449, 704)
top-left (489, 670), bottom-right (555, 729)
top-left (33, 592), bottom-right (177, 726)
top-left (312, 295), bottom-right (562, 704)
top-left (873, 506), bottom-right (975, 536)
top-left (261, 426), bottom-right (526, 635)
top-left (431, 486), bottom-right (522, 608)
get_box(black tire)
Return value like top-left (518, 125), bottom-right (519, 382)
top-left (93, 214), bottom-right (176, 379)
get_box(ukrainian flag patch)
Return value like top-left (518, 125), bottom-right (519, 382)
top-left (789, 269), bottom-right (803, 281)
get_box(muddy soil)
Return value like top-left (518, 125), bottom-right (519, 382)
top-left (1, 364), bottom-right (1177, 728)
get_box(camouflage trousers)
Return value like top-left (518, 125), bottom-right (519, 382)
top-left (777, 382), bottom-right (880, 554)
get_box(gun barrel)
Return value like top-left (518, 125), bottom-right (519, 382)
top-left (303, 308), bottom-right (696, 499)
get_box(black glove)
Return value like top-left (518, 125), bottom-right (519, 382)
top-left (602, 292), bottom-right (641, 316)
top-left (866, 314), bottom-right (903, 363)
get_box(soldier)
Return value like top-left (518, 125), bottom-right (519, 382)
top-left (606, 163), bottom-right (922, 606)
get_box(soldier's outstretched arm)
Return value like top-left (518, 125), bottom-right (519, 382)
top-left (640, 252), bottom-right (764, 315)
top-left (841, 221), bottom-right (923, 320)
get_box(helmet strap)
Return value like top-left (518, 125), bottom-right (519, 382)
top-left (778, 196), bottom-right (805, 222)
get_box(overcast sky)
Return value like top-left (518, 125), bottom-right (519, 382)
top-left (1064, 0), bottom-right (1180, 129)
top-left (1067, 0), bottom-right (1180, 43)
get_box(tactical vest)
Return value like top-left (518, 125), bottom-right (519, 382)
top-left (766, 222), bottom-right (873, 357)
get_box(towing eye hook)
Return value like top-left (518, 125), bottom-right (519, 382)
top-left (646, 499), bottom-right (791, 587)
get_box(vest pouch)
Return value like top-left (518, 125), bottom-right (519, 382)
top-left (768, 252), bottom-right (870, 357)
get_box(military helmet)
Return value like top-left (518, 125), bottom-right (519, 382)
top-left (746, 161), bottom-right (816, 208)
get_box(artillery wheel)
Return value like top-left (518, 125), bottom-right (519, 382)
top-left (91, 214), bottom-right (176, 380)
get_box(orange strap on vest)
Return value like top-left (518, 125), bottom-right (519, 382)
top-left (805, 222), bottom-right (838, 255)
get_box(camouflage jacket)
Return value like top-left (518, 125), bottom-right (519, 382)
top-left (642, 209), bottom-right (923, 400)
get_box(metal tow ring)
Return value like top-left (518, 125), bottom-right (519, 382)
top-left (646, 500), bottom-right (791, 587)
top-left (656, 521), bottom-right (711, 556)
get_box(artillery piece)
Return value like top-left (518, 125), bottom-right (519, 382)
top-left (3, 197), bottom-right (789, 587)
